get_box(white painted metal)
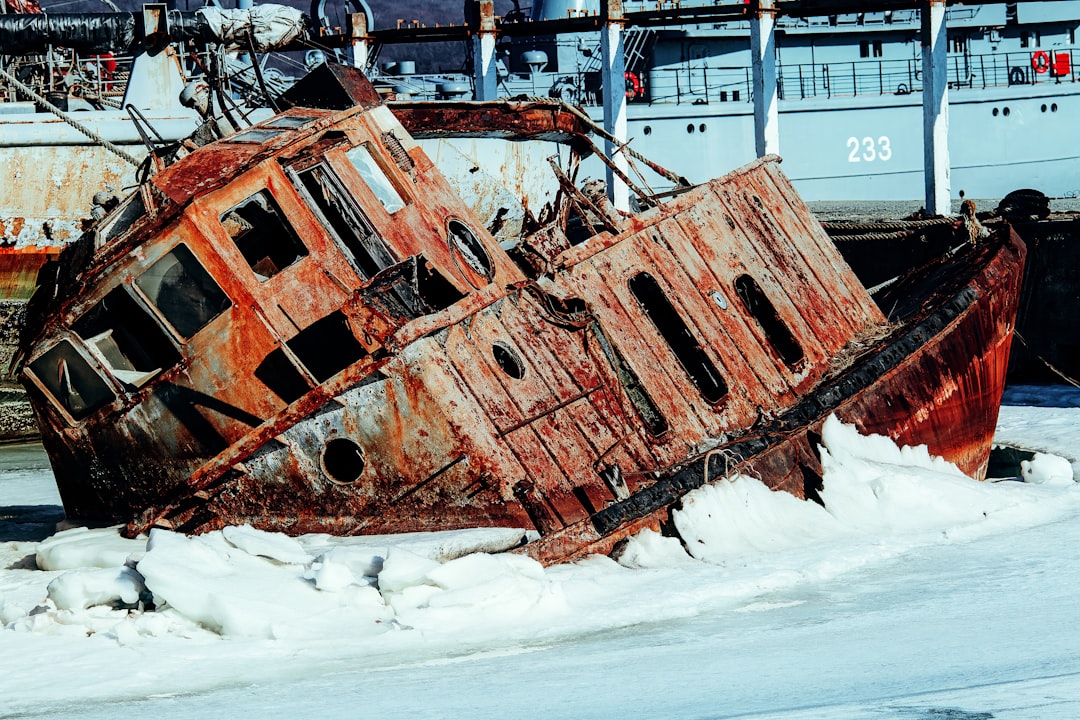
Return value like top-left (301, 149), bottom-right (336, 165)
top-left (601, 9), bottom-right (629, 212)
top-left (751, 0), bottom-right (779, 158)
top-left (922, 0), bottom-right (951, 215)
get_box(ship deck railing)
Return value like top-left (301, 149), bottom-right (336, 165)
top-left (641, 48), bottom-right (1079, 105)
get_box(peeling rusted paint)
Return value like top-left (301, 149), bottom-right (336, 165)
top-left (17, 65), bottom-right (1025, 566)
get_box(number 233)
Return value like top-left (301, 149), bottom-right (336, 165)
top-left (847, 136), bottom-right (892, 162)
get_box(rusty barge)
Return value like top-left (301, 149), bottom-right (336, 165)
top-left (16, 64), bottom-right (1024, 565)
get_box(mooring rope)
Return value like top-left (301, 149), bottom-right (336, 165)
top-left (0, 65), bottom-right (142, 167)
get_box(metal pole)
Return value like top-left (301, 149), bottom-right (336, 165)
top-left (348, 12), bottom-right (369, 71)
top-left (601, 0), bottom-right (629, 212)
top-left (750, 0), bottom-right (779, 157)
top-left (922, 0), bottom-right (951, 215)
top-left (470, 0), bottom-right (497, 101)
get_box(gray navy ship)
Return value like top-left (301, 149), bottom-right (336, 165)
top-left (376, 0), bottom-right (1080, 202)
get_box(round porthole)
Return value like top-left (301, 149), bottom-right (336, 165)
top-left (447, 219), bottom-right (493, 285)
top-left (699, 123), bottom-right (706, 133)
top-left (492, 342), bottom-right (525, 379)
top-left (686, 123), bottom-right (695, 134)
top-left (321, 437), bottom-right (365, 484)
top-left (643, 125), bottom-right (652, 135)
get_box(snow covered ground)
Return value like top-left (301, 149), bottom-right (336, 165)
top-left (2, 386), bottom-right (1079, 719)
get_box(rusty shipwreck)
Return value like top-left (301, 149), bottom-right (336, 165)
top-left (16, 64), bottom-right (1025, 565)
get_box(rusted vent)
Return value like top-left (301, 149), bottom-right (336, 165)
top-left (380, 131), bottom-right (414, 175)
top-left (321, 438), bottom-right (366, 484)
top-left (492, 342), bottom-right (525, 379)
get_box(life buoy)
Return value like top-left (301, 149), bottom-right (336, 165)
top-left (1031, 50), bottom-right (1050, 74)
top-left (624, 71), bottom-right (642, 99)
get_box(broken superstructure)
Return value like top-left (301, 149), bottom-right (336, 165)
top-left (17, 64), bottom-right (1024, 565)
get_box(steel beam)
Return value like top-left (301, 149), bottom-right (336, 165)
top-left (470, 1), bottom-right (498, 101)
top-left (751, 0), bottom-right (779, 158)
top-left (922, 0), bottom-right (951, 215)
top-left (600, 0), bottom-right (629, 213)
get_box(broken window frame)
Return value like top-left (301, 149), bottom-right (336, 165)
top-left (71, 284), bottom-right (183, 391)
top-left (285, 160), bottom-right (398, 281)
top-left (25, 337), bottom-right (116, 423)
top-left (219, 189), bottom-right (309, 283)
top-left (343, 143), bottom-right (408, 214)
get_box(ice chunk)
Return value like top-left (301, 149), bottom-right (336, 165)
top-left (1021, 452), bottom-right (1075, 485)
top-left (47, 566), bottom-right (145, 610)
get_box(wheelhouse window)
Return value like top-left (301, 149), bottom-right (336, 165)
top-left (628, 271), bottom-right (727, 405)
top-left (344, 144), bottom-right (406, 213)
top-left (28, 340), bottom-right (115, 420)
top-left (220, 190), bottom-right (308, 281)
top-left (294, 163), bottom-right (396, 279)
top-left (135, 244), bottom-right (231, 338)
top-left (72, 286), bottom-right (181, 388)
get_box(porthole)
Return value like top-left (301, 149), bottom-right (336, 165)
top-left (1041, 103), bottom-right (1048, 112)
top-left (686, 123), bottom-right (695, 134)
top-left (1003, 107), bottom-right (1011, 116)
top-left (992, 108), bottom-right (999, 117)
top-left (321, 437), bottom-right (366, 484)
top-left (447, 219), bottom-right (493, 285)
top-left (643, 125), bottom-right (652, 135)
top-left (699, 123), bottom-right (706, 133)
top-left (492, 342), bottom-right (525, 379)
top-left (1052, 103), bottom-right (1059, 112)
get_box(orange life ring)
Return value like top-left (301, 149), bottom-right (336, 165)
top-left (624, 71), bottom-right (642, 98)
top-left (1032, 50), bottom-right (1050, 74)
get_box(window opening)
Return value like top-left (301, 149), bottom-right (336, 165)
top-left (492, 342), bottom-right (526, 379)
top-left (447, 219), bottom-right (493, 283)
top-left (294, 163), bottom-right (395, 279)
top-left (229, 128), bottom-right (286, 144)
top-left (285, 310), bottom-right (367, 382)
top-left (97, 192), bottom-right (145, 245)
top-left (628, 272), bottom-right (727, 404)
top-left (136, 244), bottom-right (232, 339)
top-left (344, 144), bottom-right (406, 213)
top-left (28, 340), bottom-right (115, 420)
top-left (322, 438), bottom-right (366, 483)
top-left (734, 274), bottom-right (804, 368)
top-left (591, 321), bottom-right (668, 437)
top-left (264, 115), bottom-right (319, 129)
top-left (220, 190), bottom-right (308, 281)
top-left (72, 286), bottom-right (181, 388)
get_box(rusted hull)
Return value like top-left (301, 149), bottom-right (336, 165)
top-left (16, 71), bottom-right (1025, 566)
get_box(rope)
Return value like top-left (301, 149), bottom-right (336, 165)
top-left (0, 65), bottom-right (142, 167)
top-left (1013, 330), bottom-right (1080, 389)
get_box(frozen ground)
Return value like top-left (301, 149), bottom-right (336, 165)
top-left (1, 386), bottom-right (1079, 719)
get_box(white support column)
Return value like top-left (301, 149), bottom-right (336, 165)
top-left (601, 0), bottom-right (629, 212)
top-left (348, 12), bottom-right (369, 71)
top-left (471, 0), bottom-right (498, 101)
top-left (922, 0), bottom-right (951, 215)
top-left (750, 0), bottom-right (779, 158)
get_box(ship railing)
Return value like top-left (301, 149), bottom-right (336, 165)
top-left (0, 50), bottom-right (138, 111)
top-left (641, 48), bottom-right (1077, 106)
